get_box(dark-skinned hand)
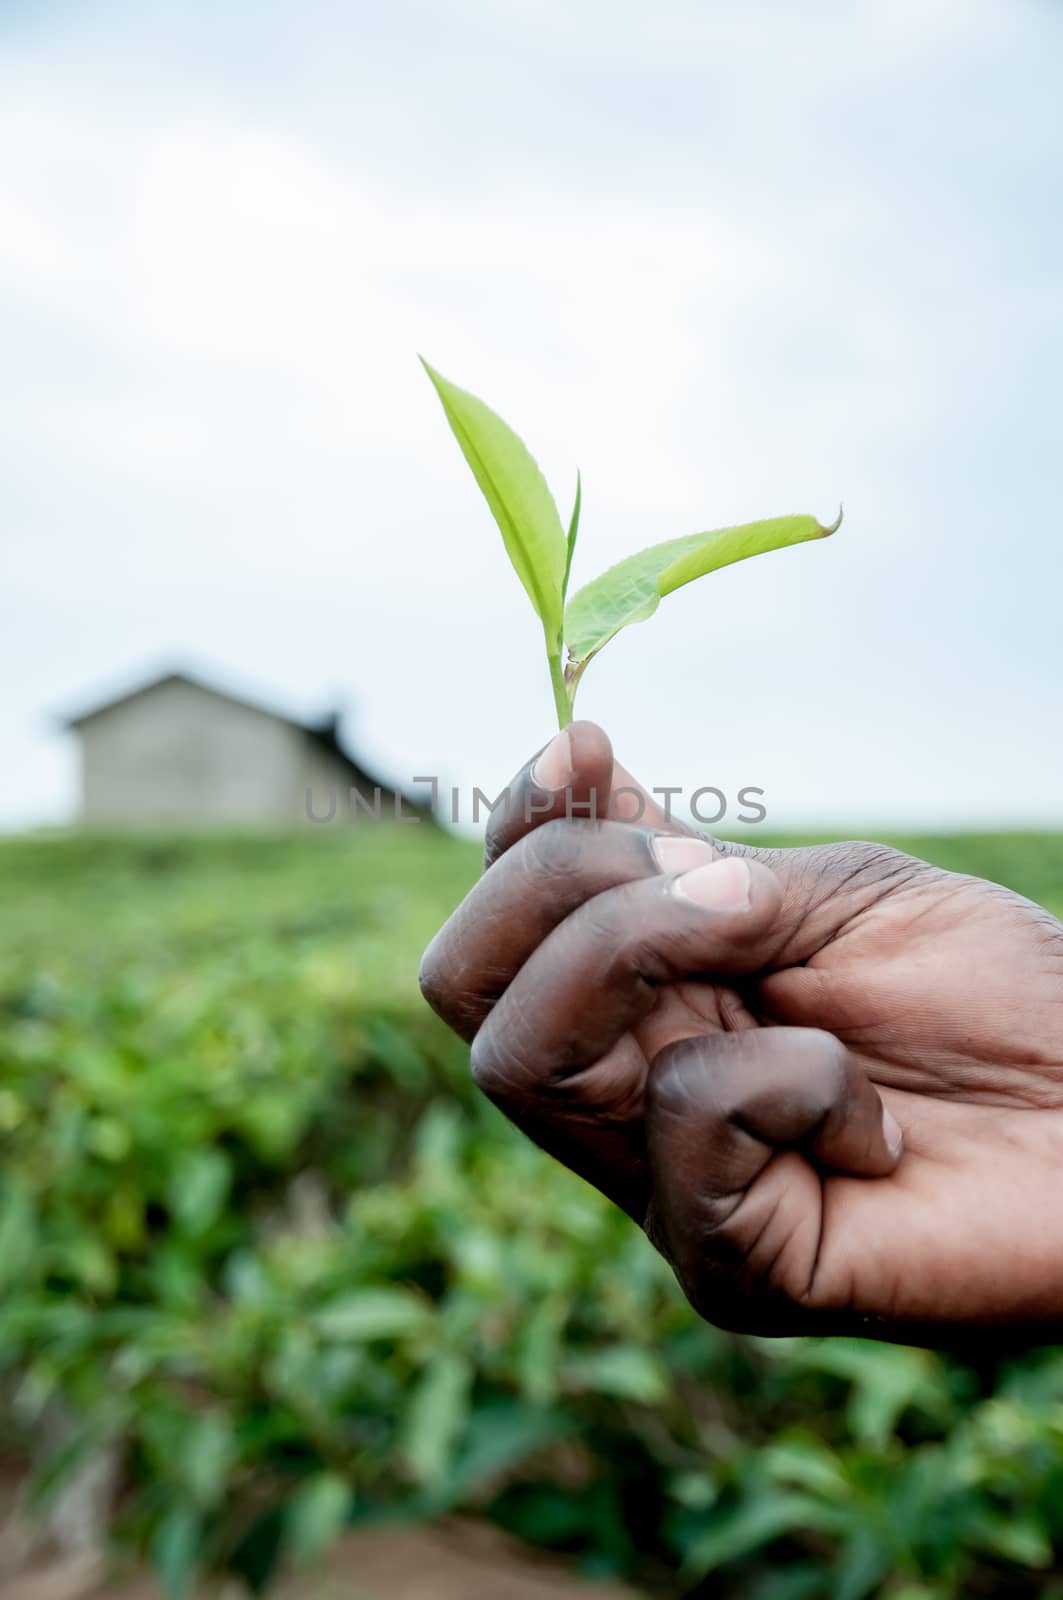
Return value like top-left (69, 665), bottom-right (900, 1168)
top-left (420, 723), bottom-right (1063, 1345)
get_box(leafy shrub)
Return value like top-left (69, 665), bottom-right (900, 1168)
top-left (1, 826), bottom-right (1062, 1597)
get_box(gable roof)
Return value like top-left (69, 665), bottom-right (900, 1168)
top-left (61, 669), bottom-right (391, 793)
top-left (64, 669), bottom-right (305, 730)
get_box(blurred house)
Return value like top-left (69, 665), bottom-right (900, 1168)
top-left (63, 670), bottom-right (411, 827)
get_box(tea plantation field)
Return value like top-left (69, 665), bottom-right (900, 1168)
top-left (1, 825), bottom-right (1063, 1599)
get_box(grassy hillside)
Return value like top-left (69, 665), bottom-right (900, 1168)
top-left (1, 825), bottom-right (1063, 1599)
top-left (4, 825), bottom-right (1060, 968)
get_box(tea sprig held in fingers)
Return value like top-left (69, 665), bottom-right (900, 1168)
top-left (423, 358), bottom-right (840, 730)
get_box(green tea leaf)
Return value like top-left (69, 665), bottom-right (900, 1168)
top-left (286, 1472), bottom-right (352, 1565)
top-left (763, 1432), bottom-right (851, 1500)
top-left (681, 1492), bottom-right (847, 1577)
top-left (564, 510), bottom-right (840, 667)
top-left (562, 1344), bottom-right (670, 1404)
top-left (313, 1286), bottom-right (427, 1341)
top-left (168, 1148), bottom-right (231, 1237)
top-left (515, 1294), bottom-right (566, 1405)
top-left (179, 1411), bottom-right (235, 1508)
top-left (402, 1350), bottom-right (472, 1483)
top-left (422, 359), bottom-right (566, 641)
top-left (0, 1181), bottom-right (36, 1292)
top-left (791, 1337), bottom-right (940, 1447)
top-left (152, 1505), bottom-right (202, 1600)
top-left (974, 1510), bottom-right (1053, 1568)
top-left (437, 1399), bottom-right (577, 1504)
top-left (562, 471), bottom-right (581, 602)
top-left (834, 1530), bottom-right (894, 1600)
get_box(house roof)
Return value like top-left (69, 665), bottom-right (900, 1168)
top-left (61, 669), bottom-right (391, 793)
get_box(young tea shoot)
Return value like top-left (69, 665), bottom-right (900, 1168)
top-left (422, 359), bottom-right (840, 730)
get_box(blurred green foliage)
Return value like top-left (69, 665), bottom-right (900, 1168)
top-left (1, 825), bottom-right (1062, 1598)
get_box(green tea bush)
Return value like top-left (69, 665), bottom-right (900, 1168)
top-left (1, 827), bottom-right (1063, 1598)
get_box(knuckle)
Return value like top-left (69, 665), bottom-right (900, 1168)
top-left (467, 1030), bottom-right (496, 1092)
top-left (468, 1025), bottom-right (521, 1102)
top-left (522, 816), bottom-right (588, 880)
top-left (417, 935), bottom-right (450, 1018)
top-left (418, 931), bottom-right (483, 1038)
top-left (646, 1036), bottom-right (710, 1119)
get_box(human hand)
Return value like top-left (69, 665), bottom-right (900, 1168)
top-left (420, 724), bottom-right (1063, 1343)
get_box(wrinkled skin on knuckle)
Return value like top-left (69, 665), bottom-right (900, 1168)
top-left (417, 934), bottom-right (451, 1022)
top-left (417, 932), bottom-right (484, 1041)
top-left (468, 1025), bottom-right (516, 1101)
top-left (522, 816), bottom-right (644, 888)
top-left (521, 815), bottom-right (589, 881)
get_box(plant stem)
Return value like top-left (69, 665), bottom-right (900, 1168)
top-left (548, 652), bottom-right (572, 730)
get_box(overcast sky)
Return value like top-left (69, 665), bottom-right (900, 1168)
top-left (3, 0), bottom-right (1062, 831)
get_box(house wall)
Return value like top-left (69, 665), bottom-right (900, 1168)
top-left (79, 679), bottom-right (333, 825)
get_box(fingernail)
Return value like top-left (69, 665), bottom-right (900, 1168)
top-left (673, 857), bottom-right (751, 911)
top-left (532, 730), bottom-right (572, 791)
top-left (882, 1108), bottom-right (904, 1158)
top-left (652, 836), bottom-right (717, 875)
